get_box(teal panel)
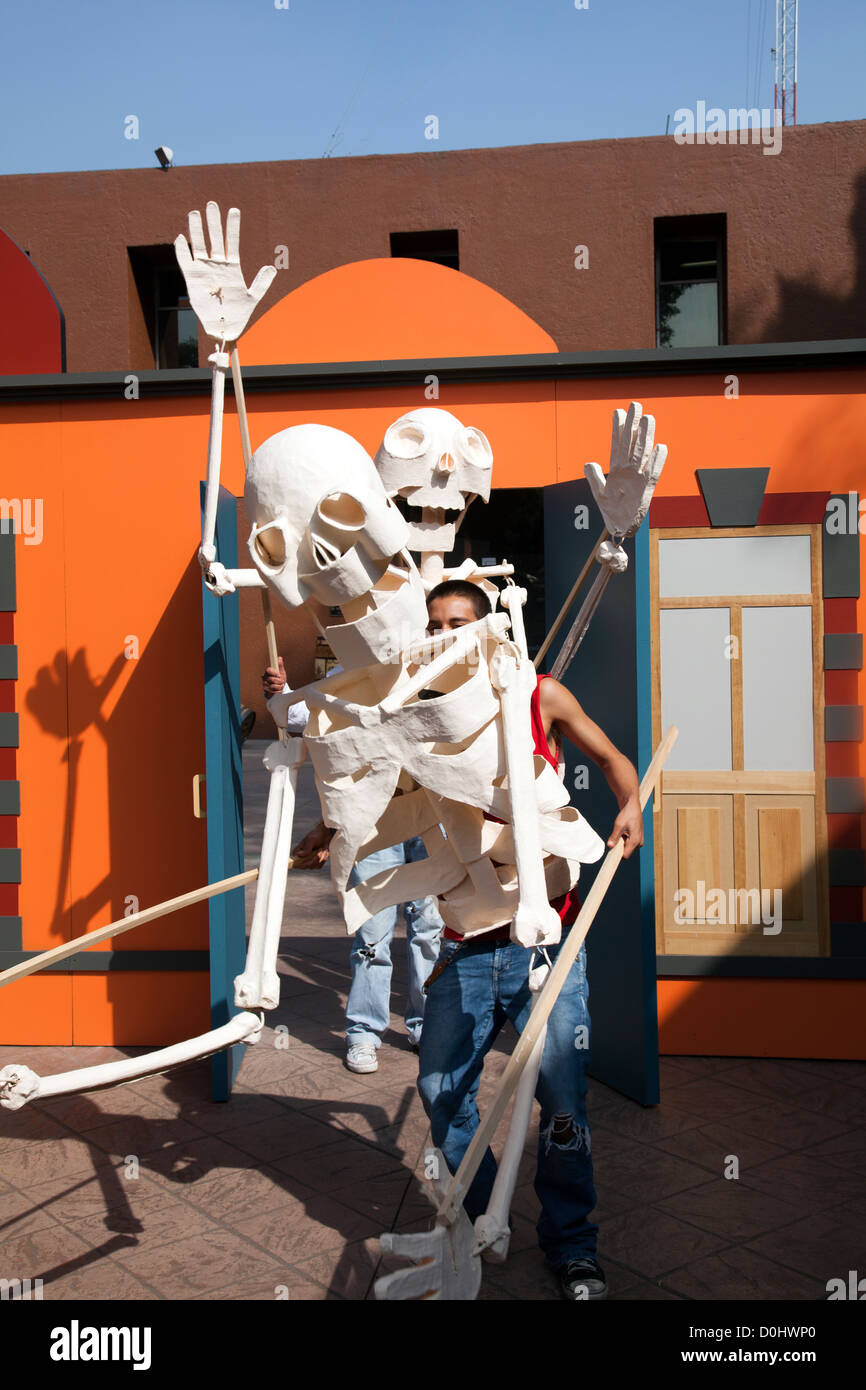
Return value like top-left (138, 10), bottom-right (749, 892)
top-left (201, 485), bottom-right (246, 1101)
top-left (543, 480), bottom-right (659, 1106)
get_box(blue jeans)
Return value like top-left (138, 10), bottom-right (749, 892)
top-left (346, 836), bottom-right (444, 1049)
top-left (417, 932), bottom-right (598, 1267)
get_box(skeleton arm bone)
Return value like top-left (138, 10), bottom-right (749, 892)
top-left (174, 202), bottom-right (275, 581)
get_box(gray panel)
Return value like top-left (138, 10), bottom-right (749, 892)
top-left (825, 705), bottom-right (864, 742)
top-left (0, 848), bottom-right (21, 882)
top-left (660, 607), bottom-right (732, 770)
top-left (0, 950), bottom-right (210, 973)
top-left (829, 849), bottom-right (866, 886)
top-left (742, 607), bottom-right (814, 770)
top-left (0, 916), bottom-right (22, 948)
top-left (0, 529), bottom-right (14, 612)
top-left (0, 713), bottom-right (19, 747)
top-left (824, 633), bottom-right (863, 669)
top-left (659, 535), bottom-right (811, 597)
top-left (0, 645), bottom-right (17, 679)
top-left (0, 781), bottom-right (20, 814)
top-left (830, 925), bottom-right (866, 958)
top-left (826, 777), bottom-right (866, 814)
top-left (823, 495), bottom-right (861, 598)
top-left (696, 467), bottom-right (770, 527)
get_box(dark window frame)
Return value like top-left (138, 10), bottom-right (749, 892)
top-left (128, 245), bottom-right (198, 369)
top-left (654, 214), bottom-right (727, 349)
top-left (390, 229), bottom-right (460, 271)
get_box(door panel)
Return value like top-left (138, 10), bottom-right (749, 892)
top-left (653, 525), bottom-right (828, 962)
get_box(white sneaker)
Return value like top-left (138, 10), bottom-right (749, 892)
top-left (346, 1043), bottom-right (379, 1074)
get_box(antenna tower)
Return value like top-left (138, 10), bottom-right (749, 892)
top-left (774, 0), bottom-right (799, 125)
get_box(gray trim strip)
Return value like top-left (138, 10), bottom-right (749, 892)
top-left (0, 530), bottom-right (14, 613)
top-left (0, 713), bottom-right (19, 747)
top-left (0, 339), bottom-right (865, 402)
top-left (826, 777), bottom-right (866, 814)
top-left (828, 849), bottom-right (866, 886)
top-left (823, 494), bottom-right (861, 599)
top-left (824, 633), bottom-right (863, 670)
top-left (0, 916), bottom-right (22, 949)
top-left (0, 781), bottom-right (20, 814)
top-left (0, 847), bottom-right (21, 882)
top-left (0, 950), bottom-right (210, 973)
top-left (0, 645), bottom-right (17, 679)
top-left (657, 954), bottom-right (866, 979)
top-left (825, 705), bottom-right (864, 742)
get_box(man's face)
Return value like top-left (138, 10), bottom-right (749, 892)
top-left (426, 594), bottom-right (480, 634)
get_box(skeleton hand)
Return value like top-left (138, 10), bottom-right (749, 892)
top-left (200, 558), bottom-right (237, 594)
top-left (584, 402), bottom-right (667, 541)
top-left (175, 202), bottom-right (277, 343)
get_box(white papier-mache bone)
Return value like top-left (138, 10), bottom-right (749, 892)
top-left (174, 202), bottom-right (277, 345)
top-left (584, 401), bottom-right (667, 572)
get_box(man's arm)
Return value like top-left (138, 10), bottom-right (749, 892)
top-left (538, 677), bottom-right (644, 859)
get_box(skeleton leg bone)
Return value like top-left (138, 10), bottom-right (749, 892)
top-left (473, 964), bottom-right (548, 1261)
top-left (234, 738), bottom-right (305, 1010)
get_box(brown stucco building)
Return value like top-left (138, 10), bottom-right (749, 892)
top-left (1, 119), bottom-right (865, 372)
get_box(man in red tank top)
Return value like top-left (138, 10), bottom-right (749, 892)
top-left (418, 580), bottom-right (643, 1301)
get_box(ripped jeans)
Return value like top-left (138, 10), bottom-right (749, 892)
top-left (417, 931), bottom-right (598, 1266)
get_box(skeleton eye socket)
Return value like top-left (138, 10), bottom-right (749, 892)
top-left (455, 426), bottom-right (493, 469)
top-left (384, 419), bottom-right (430, 460)
top-left (254, 525), bottom-right (287, 568)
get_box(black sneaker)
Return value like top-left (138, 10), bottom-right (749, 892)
top-left (556, 1257), bottom-right (608, 1301)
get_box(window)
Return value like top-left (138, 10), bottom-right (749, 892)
top-left (129, 245), bottom-right (198, 368)
top-left (655, 215), bottom-right (726, 348)
top-left (390, 229), bottom-right (459, 270)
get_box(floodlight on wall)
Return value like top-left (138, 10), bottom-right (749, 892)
top-left (154, 146), bottom-right (174, 170)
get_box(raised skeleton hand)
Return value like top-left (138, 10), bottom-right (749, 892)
top-left (174, 202), bottom-right (276, 344)
top-left (584, 402), bottom-right (667, 541)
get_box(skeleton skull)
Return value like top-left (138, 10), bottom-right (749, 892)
top-left (374, 408), bottom-right (493, 556)
top-left (245, 423), bottom-right (412, 611)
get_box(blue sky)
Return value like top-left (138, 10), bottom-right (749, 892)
top-left (0, 0), bottom-right (863, 174)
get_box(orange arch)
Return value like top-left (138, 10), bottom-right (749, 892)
top-left (242, 257), bottom-right (558, 365)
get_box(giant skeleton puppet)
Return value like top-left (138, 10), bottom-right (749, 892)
top-left (0, 205), bottom-right (675, 1300)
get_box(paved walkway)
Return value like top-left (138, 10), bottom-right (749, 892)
top-left (0, 740), bottom-right (863, 1300)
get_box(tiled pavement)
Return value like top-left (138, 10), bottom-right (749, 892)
top-left (0, 740), bottom-right (864, 1301)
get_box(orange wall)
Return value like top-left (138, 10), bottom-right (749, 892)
top-left (1, 362), bottom-right (864, 1053)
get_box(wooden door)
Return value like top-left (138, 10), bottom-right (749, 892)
top-left (651, 525), bottom-right (829, 958)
